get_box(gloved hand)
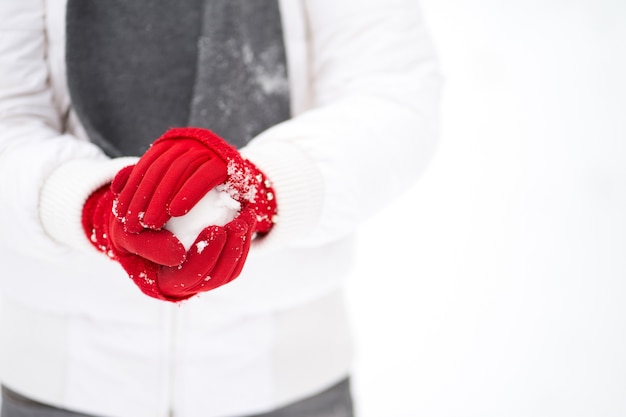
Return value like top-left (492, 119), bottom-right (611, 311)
top-left (155, 207), bottom-right (258, 299)
top-left (81, 181), bottom-right (187, 301)
top-left (112, 127), bottom-right (277, 235)
top-left (109, 127), bottom-right (278, 300)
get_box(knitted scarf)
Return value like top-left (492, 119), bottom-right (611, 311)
top-left (66, 0), bottom-right (290, 156)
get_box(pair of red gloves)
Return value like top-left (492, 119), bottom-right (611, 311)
top-left (82, 128), bottom-right (277, 301)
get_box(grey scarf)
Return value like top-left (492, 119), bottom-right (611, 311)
top-left (66, 0), bottom-right (290, 157)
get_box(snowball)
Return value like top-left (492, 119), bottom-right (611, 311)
top-left (164, 188), bottom-right (241, 251)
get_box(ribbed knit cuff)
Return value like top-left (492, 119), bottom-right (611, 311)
top-left (39, 157), bottom-right (139, 253)
top-left (241, 143), bottom-right (324, 251)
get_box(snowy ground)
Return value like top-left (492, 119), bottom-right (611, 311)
top-left (346, 1), bottom-right (626, 416)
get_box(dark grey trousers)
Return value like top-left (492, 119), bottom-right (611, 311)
top-left (1, 379), bottom-right (353, 417)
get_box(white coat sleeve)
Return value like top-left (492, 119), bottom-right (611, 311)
top-left (242, 0), bottom-right (442, 249)
top-left (0, 2), bottom-right (135, 262)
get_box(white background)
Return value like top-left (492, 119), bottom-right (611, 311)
top-left (346, 0), bottom-right (626, 416)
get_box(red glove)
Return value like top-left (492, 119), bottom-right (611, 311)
top-left (112, 127), bottom-right (277, 235)
top-left (82, 181), bottom-right (187, 301)
top-left (155, 208), bottom-right (257, 299)
top-left (110, 127), bottom-right (278, 300)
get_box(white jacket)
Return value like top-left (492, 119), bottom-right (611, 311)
top-left (0, 1), bottom-right (441, 416)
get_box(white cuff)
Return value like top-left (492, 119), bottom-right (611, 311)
top-left (39, 157), bottom-right (139, 253)
top-left (241, 142), bottom-right (324, 251)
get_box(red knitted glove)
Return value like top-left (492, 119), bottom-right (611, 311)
top-left (109, 127), bottom-right (278, 300)
top-left (112, 127), bottom-right (277, 236)
top-left (82, 183), bottom-right (187, 301)
top-left (155, 207), bottom-right (257, 299)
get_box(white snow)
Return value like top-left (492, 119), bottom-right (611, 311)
top-left (165, 188), bottom-right (241, 251)
top-left (195, 240), bottom-right (209, 254)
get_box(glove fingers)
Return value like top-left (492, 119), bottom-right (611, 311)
top-left (114, 141), bottom-right (171, 220)
top-left (109, 219), bottom-right (186, 267)
top-left (124, 146), bottom-right (190, 233)
top-left (168, 157), bottom-right (228, 217)
top-left (157, 226), bottom-right (227, 297)
top-left (141, 151), bottom-right (208, 229)
top-left (227, 226), bottom-right (253, 283)
top-left (208, 217), bottom-right (250, 286)
top-left (110, 165), bottom-right (135, 195)
top-left (226, 210), bottom-right (257, 282)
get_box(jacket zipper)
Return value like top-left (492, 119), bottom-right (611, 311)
top-left (166, 303), bottom-right (178, 417)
